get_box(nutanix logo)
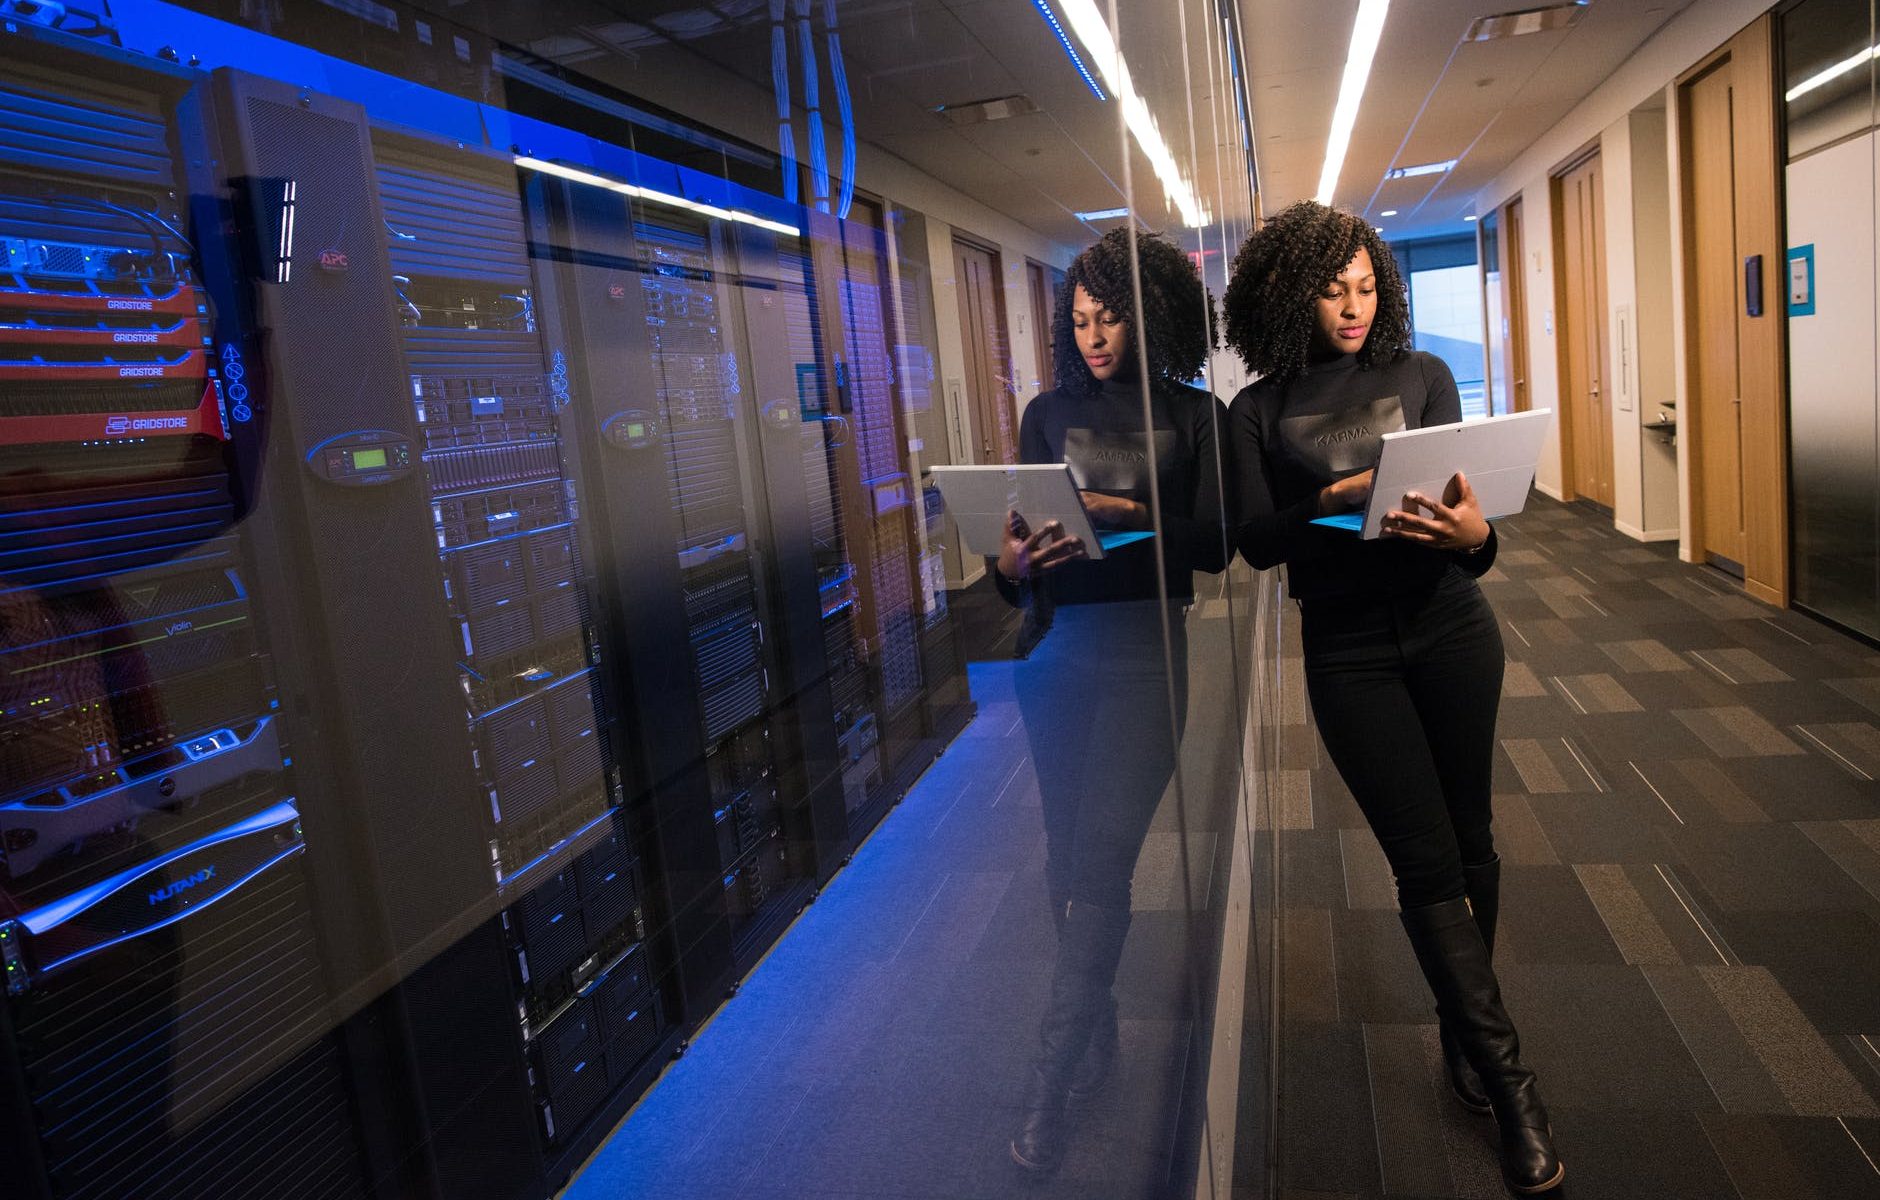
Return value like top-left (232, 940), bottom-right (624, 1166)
top-left (149, 866), bottom-right (216, 907)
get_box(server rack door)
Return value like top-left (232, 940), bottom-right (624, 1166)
top-left (369, 128), bottom-right (671, 1182)
top-left (0, 37), bottom-right (372, 1200)
top-left (768, 239), bottom-right (889, 829)
top-left (622, 206), bottom-right (820, 957)
top-left (209, 70), bottom-right (544, 1200)
top-left (526, 173), bottom-right (736, 1012)
top-left (803, 206), bottom-right (931, 818)
top-left (712, 224), bottom-right (849, 883)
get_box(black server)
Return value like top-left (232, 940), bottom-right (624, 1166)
top-left (526, 169), bottom-right (849, 1001)
top-left (368, 128), bottom-right (671, 1173)
top-left (0, 35), bottom-right (371, 1200)
top-left (205, 68), bottom-right (679, 1194)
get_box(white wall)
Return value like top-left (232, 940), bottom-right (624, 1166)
top-left (1518, 180), bottom-right (1566, 499)
top-left (1597, 106), bottom-right (1679, 542)
top-left (1629, 107), bottom-right (1681, 536)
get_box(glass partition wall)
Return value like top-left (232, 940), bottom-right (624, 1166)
top-left (0, 3), bottom-right (1285, 1200)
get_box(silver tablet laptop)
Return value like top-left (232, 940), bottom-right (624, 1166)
top-left (1311, 408), bottom-right (1554, 540)
top-left (928, 463), bottom-right (1156, 561)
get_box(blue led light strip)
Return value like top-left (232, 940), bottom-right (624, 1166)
top-left (1031, 0), bottom-right (1108, 101)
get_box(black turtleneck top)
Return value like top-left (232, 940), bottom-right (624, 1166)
top-left (1227, 349), bottom-right (1498, 601)
top-left (994, 376), bottom-right (1228, 606)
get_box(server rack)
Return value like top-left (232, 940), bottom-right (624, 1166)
top-left (526, 171), bottom-right (846, 1007)
top-left (0, 37), bottom-right (371, 1200)
top-left (801, 206), bottom-right (968, 835)
top-left (368, 128), bottom-right (673, 1177)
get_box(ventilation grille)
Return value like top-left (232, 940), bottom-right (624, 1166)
top-left (12, 863), bottom-right (368, 1200)
top-left (0, 64), bottom-right (174, 186)
top-left (376, 143), bottom-right (530, 286)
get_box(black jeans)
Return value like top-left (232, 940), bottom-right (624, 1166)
top-left (1015, 600), bottom-right (1189, 913)
top-left (1300, 569), bottom-right (1504, 909)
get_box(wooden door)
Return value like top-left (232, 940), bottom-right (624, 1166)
top-left (953, 238), bottom-right (1016, 463)
top-left (1026, 260), bottom-right (1056, 395)
top-left (1553, 152), bottom-right (1615, 506)
top-left (1683, 57), bottom-right (1751, 570)
top-left (1678, 15), bottom-right (1786, 602)
top-left (1505, 198), bottom-right (1532, 413)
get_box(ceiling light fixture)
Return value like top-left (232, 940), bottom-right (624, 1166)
top-left (514, 156), bottom-right (801, 237)
top-left (1055, 0), bottom-right (1210, 227)
top-left (1787, 43), bottom-right (1879, 102)
top-left (1316, 0), bottom-right (1390, 205)
top-left (936, 95), bottom-right (1041, 125)
top-left (1384, 158), bottom-right (1457, 180)
top-left (1074, 206), bottom-right (1131, 221)
top-left (1464, 214), bottom-right (1479, 222)
top-left (1464, 2), bottom-right (1591, 42)
top-left (1031, 0), bottom-right (1108, 101)
top-left (1380, 209), bottom-right (1398, 217)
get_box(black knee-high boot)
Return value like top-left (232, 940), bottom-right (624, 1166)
top-left (1442, 856), bottom-right (1501, 1113)
top-left (1011, 901), bottom-right (1131, 1173)
top-left (1044, 884), bottom-right (1121, 1104)
top-left (1401, 898), bottom-right (1563, 1195)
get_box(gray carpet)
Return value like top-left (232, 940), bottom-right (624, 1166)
top-left (1269, 496), bottom-right (1880, 1199)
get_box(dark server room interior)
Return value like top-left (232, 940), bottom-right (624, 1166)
top-left (0, 2), bottom-right (1260, 1198)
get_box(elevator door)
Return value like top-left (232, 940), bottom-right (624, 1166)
top-left (1555, 152), bottom-right (1615, 506)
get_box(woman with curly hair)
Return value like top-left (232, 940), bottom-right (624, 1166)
top-left (993, 226), bottom-right (1226, 1175)
top-left (1223, 201), bottom-right (1562, 1194)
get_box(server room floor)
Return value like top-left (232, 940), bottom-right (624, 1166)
top-left (1270, 497), bottom-right (1880, 1199)
top-left (562, 580), bottom-right (1246, 1200)
top-left (557, 679), bottom-right (1189, 1199)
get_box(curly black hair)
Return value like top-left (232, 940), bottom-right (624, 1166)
top-left (1221, 201), bottom-right (1411, 384)
top-left (1051, 226), bottom-right (1213, 395)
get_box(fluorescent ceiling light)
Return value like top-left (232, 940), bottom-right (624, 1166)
top-left (1787, 44), bottom-right (1879, 102)
top-left (1464, 214), bottom-right (1479, 222)
top-left (1316, 0), bottom-right (1390, 205)
top-left (1031, 0), bottom-right (1106, 100)
top-left (514, 155), bottom-right (802, 237)
top-left (1380, 209), bottom-right (1398, 217)
top-left (1055, 0), bottom-right (1210, 227)
top-left (1385, 158), bottom-right (1456, 180)
top-left (1074, 206), bottom-right (1131, 221)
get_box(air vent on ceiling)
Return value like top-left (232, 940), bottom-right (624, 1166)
top-left (936, 94), bottom-right (1040, 125)
top-left (1464, 2), bottom-right (1590, 41)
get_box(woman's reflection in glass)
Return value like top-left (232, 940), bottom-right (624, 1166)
top-left (991, 228), bottom-right (1227, 1176)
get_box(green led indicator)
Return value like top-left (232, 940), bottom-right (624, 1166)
top-left (626, 423), bottom-right (646, 438)
top-left (351, 447), bottom-right (389, 470)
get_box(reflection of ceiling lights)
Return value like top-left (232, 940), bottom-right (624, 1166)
top-left (1787, 44), bottom-right (1879, 103)
top-left (1380, 209), bottom-right (1398, 216)
top-left (1031, 0), bottom-right (1107, 100)
top-left (1316, 0), bottom-right (1389, 205)
top-left (1054, 0), bottom-right (1210, 227)
top-left (1385, 159), bottom-right (1457, 180)
top-left (1464, 214), bottom-right (1479, 222)
top-left (513, 156), bottom-right (801, 237)
top-left (1074, 207), bottom-right (1131, 221)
